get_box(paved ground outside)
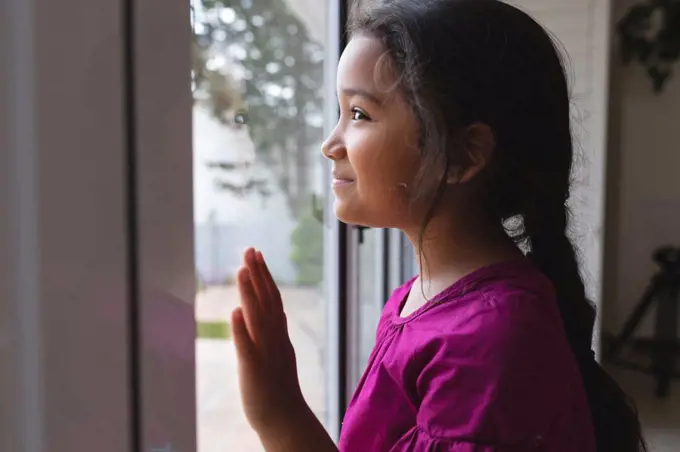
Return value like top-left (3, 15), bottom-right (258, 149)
top-left (195, 285), bottom-right (328, 452)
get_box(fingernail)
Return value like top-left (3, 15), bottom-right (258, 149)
top-left (232, 307), bottom-right (243, 321)
top-left (256, 251), bottom-right (264, 263)
top-left (245, 248), bottom-right (255, 263)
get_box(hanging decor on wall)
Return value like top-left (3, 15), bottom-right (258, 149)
top-left (618, 0), bottom-right (680, 93)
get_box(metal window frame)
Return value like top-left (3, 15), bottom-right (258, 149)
top-left (121, 0), bottom-right (143, 448)
top-left (329, 0), bottom-right (353, 437)
top-left (2, 1), bottom-right (135, 451)
top-left (126, 0), bottom-right (196, 451)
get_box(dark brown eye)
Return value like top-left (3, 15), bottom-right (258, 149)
top-left (351, 108), bottom-right (370, 121)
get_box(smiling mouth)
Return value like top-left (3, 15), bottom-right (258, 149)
top-left (332, 178), bottom-right (355, 187)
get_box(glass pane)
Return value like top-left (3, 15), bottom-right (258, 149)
top-left (191, 0), bottom-right (331, 450)
top-left (404, 233), bottom-right (418, 281)
top-left (357, 228), bottom-right (384, 377)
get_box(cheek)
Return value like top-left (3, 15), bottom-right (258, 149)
top-left (350, 134), bottom-right (419, 188)
top-left (337, 120), bottom-right (421, 227)
top-left (350, 137), bottom-right (420, 217)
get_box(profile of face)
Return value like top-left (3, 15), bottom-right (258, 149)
top-left (321, 35), bottom-right (421, 229)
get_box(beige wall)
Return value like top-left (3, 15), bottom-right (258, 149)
top-left (603, 0), bottom-right (680, 334)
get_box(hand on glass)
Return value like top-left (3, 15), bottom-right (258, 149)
top-left (231, 247), bottom-right (306, 437)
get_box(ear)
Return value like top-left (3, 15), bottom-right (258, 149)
top-left (447, 123), bottom-right (495, 184)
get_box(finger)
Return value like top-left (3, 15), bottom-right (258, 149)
top-left (256, 251), bottom-right (283, 313)
top-left (231, 307), bottom-right (255, 360)
top-left (236, 266), bottom-right (260, 336)
top-left (282, 312), bottom-right (291, 336)
top-left (244, 248), bottom-right (268, 310)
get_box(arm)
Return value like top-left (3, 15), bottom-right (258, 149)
top-left (257, 404), bottom-right (339, 452)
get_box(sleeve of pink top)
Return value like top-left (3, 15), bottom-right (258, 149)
top-left (389, 297), bottom-right (549, 452)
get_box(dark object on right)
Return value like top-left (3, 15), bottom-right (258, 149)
top-left (618, 0), bottom-right (680, 93)
top-left (606, 246), bottom-right (680, 398)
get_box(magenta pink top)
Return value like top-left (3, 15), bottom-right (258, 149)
top-left (338, 259), bottom-right (596, 451)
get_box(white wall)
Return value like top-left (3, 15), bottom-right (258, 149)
top-left (506, 0), bottom-right (612, 354)
top-left (603, 5), bottom-right (680, 434)
top-left (603, 0), bottom-right (680, 334)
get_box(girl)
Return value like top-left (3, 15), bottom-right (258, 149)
top-left (231, 0), bottom-right (646, 450)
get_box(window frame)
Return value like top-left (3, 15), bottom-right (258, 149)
top-left (127, 0), bottom-right (196, 450)
top-left (2, 0), bottom-right (135, 450)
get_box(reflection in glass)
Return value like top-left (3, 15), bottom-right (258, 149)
top-left (191, 0), bottom-right (330, 450)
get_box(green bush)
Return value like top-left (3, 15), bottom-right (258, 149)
top-left (290, 209), bottom-right (324, 286)
top-left (196, 321), bottom-right (231, 340)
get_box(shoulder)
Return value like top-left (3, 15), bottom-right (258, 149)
top-left (406, 284), bottom-right (578, 443)
top-left (384, 263), bottom-right (588, 448)
top-left (415, 281), bottom-right (563, 361)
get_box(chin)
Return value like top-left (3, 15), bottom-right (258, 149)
top-left (333, 199), bottom-right (354, 223)
top-left (333, 199), bottom-right (389, 228)
top-left (333, 199), bottom-right (365, 226)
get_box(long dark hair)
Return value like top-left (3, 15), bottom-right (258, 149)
top-left (349, 1), bottom-right (646, 450)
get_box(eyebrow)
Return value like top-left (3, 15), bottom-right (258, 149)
top-left (340, 87), bottom-right (385, 106)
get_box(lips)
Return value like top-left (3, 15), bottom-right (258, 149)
top-left (332, 171), bottom-right (354, 183)
top-left (332, 179), bottom-right (354, 188)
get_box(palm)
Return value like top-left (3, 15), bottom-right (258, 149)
top-left (231, 248), bottom-right (305, 433)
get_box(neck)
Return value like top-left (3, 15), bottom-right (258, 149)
top-left (403, 213), bottom-right (523, 283)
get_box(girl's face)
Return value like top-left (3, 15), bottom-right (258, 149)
top-left (322, 36), bottom-right (421, 229)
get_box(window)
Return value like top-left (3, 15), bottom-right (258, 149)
top-left (355, 227), bottom-right (416, 387)
top-left (191, 0), bottom-right (339, 449)
top-left (354, 228), bottom-right (386, 386)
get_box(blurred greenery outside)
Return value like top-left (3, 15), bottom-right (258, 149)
top-left (193, 0), bottom-right (326, 287)
top-left (197, 320), bottom-right (231, 339)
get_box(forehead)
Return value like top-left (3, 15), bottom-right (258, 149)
top-left (337, 35), bottom-right (396, 93)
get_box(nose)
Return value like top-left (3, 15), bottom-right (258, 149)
top-left (321, 128), bottom-right (346, 161)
